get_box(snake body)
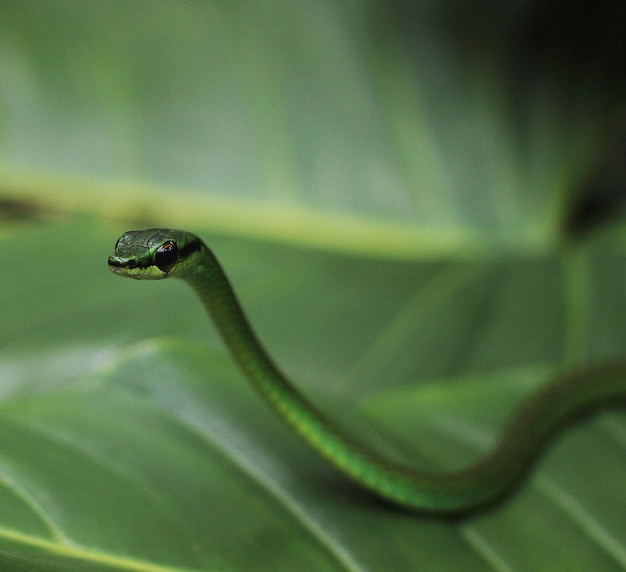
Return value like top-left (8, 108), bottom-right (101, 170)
top-left (108, 228), bottom-right (626, 514)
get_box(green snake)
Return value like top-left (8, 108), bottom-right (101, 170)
top-left (108, 228), bottom-right (626, 514)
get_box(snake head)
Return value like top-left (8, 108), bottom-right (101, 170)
top-left (108, 228), bottom-right (200, 280)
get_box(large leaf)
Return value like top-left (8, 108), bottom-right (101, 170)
top-left (1, 2), bottom-right (625, 571)
top-left (0, 220), bottom-right (624, 572)
top-left (1, 1), bottom-right (620, 246)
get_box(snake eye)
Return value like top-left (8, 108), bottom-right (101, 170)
top-left (155, 240), bottom-right (178, 273)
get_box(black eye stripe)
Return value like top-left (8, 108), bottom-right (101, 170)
top-left (180, 237), bottom-right (201, 259)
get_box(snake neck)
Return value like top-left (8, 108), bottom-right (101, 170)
top-left (184, 245), bottom-right (299, 399)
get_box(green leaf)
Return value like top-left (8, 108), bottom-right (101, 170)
top-left (1, 2), bottom-right (625, 571)
top-left (0, 220), bottom-right (624, 571)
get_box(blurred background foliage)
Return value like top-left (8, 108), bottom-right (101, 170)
top-left (1, 0), bottom-right (624, 242)
top-left (0, 1), bottom-right (625, 571)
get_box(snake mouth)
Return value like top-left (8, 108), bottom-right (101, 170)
top-left (107, 255), bottom-right (141, 278)
top-left (108, 255), bottom-right (139, 269)
top-left (108, 254), bottom-right (169, 280)
top-left (108, 265), bottom-right (126, 275)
